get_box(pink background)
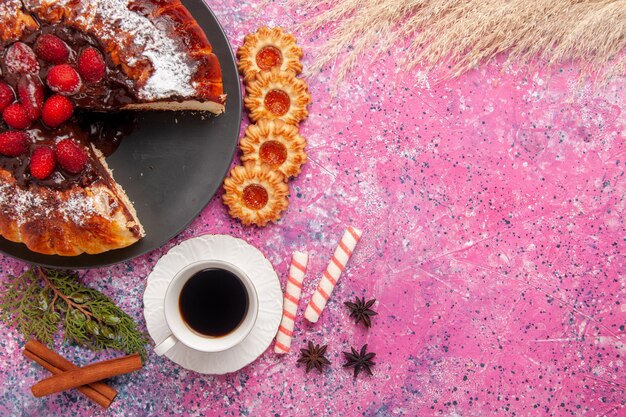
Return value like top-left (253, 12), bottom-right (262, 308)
top-left (1, 1), bottom-right (625, 416)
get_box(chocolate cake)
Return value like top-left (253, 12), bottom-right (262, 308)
top-left (0, 0), bottom-right (225, 256)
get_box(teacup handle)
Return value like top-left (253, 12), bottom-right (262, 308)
top-left (154, 334), bottom-right (177, 356)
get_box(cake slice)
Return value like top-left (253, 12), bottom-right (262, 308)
top-left (0, 0), bottom-right (226, 256)
top-left (0, 161), bottom-right (144, 256)
top-left (0, 132), bottom-right (143, 256)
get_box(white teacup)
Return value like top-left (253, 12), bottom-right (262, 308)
top-left (154, 260), bottom-right (259, 356)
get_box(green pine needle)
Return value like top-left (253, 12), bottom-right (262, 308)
top-left (0, 267), bottom-right (147, 359)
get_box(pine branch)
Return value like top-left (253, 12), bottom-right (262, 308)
top-left (0, 267), bottom-right (147, 359)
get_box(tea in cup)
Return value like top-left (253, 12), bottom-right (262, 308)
top-left (154, 260), bottom-right (258, 355)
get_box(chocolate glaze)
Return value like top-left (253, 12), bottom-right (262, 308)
top-left (1, 22), bottom-right (138, 109)
top-left (77, 111), bottom-right (138, 157)
top-left (0, 114), bottom-right (136, 190)
top-left (0, 23), bottom-right (139, 190)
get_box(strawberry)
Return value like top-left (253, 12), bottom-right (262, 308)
top-left (34, 34), bottom-right (69, 64)
top-left (46, 64), bottom-right (82, 95)
top-left (30, 146), bottom-right (57, 180)
top-left (41, 95), bottom-right (74, 128)
top-left (77, 47), bottom-right (106, 83)
top-left (3, 103), bottom-right (31, 129)
top-left (17, 74), bottom-right (44, 120)
top-left (55, 139), bottom-right (87, 174)
top-left (5, 42), bottom-right (40, 75)
top-left (0, 82), bottom-right (15, 113)
top-left (0, 131), bottom-right (29, 157)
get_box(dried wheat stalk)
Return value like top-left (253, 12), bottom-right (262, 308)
top-left (290, 0), bottom-right (626, 82)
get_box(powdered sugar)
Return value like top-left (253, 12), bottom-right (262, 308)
top-left (0, 184), bottom-right (8, 208)
top-left (0, 182), bottom-right (101, 227)
top-left (94, 0), bottom-right (196, 99)
top-left (58, 192), bottom-right (98, 225)
top-left (0, 0), bottom-right (26, 24)
top-left (0, 183), bottom-right (48, 224)
top-left (0, 0), bottom-right (37, 42)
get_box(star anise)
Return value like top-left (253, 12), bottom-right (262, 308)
top-left (344, 296), bottom-right (378, 328)
top-left (343, 344), bottom-right (376, 378)
top-left (297, 341), bottom-right (331, 373)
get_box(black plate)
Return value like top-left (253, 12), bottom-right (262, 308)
top-left (0, 0), bottom-right (242, 268)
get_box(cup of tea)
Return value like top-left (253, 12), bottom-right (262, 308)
top-left (154, 260), bottom-right (259, 355)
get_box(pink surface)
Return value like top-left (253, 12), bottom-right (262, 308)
top-left (0, 1), bottom-right (625, 416)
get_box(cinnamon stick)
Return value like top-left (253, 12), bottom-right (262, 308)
top-left (31, 353), bottom-right (142, 398)
top-left (24, 350), bottom-right (114, 408)
top-left (25, 340), bottom-right (117, 402)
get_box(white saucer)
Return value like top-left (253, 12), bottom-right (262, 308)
top-left (143, 234), bottom-right (283, 374)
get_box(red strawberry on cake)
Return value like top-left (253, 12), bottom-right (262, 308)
top-left (41, 95), bottom-right (74, 128)
top-left (17, 74), bottom-right (44, 120)
top-left (0, 131), bottom-right (29, 157)
top-left (77, 47), bottom-right (106, 84)
top-left (55, 139), bottom-right (87, 174)
top-left (5, 42), bottom-right (40, 75)
top-left (29, 146), bottom-right (56, 180)
top-left (34, 34), bottom-right (69, 64)
top-left (3, 103), bottom-right (31, 129)
top-left (0, 82), bottom-right (15, 112)
top-left (47, 65), bottom-right (82, 96)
